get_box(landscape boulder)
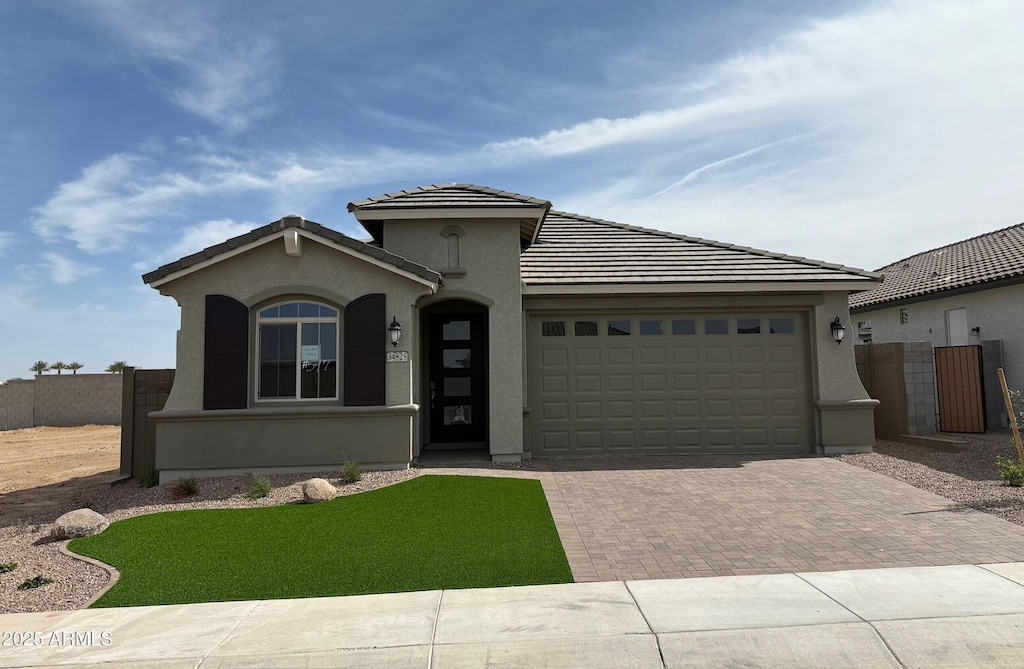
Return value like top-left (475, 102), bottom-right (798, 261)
top-left (51, 508), bottom-right (109, 539)
top-left (302, 478), bottom-right (337, 503)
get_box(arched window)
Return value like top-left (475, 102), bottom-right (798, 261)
top-left (256, 301), bottom-right (339, 400)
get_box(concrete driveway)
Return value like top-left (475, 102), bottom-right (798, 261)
top-left (426, 455), bottom-right (1024, 583)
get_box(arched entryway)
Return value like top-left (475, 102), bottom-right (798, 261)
top-left (419, 299), bottom-right (489, 451)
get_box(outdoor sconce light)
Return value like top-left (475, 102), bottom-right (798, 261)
top-left (970, 326), bottom-right (981, 336)
top-left (388, 316), bottom-right (402, 347)
top-left (830, 317), bottom-right (846, 345)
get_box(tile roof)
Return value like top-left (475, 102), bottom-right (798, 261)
top-left (849, 222), bottom-right (1024, 310)
top-left (142, 216), bottom-right (441, 285)
top-left (521, 211), bottom-right (879, 286)
top-left (347, 184), bottom-right (551, 211)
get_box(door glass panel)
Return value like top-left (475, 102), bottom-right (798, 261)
top-left (444, 405), bottom-right (472, 425)
top-left (443, 320), bottom-right (471, 340)
top-left (737, 318), bottom-right (761, 334)
top-left (608, 320), bottom-right (631, 336)
top-left (705, 319), bottom-right (728, 335)
top-left (770, 318), bottom-right (794, 334)
top-left (444, 377), bottom-right (471, 396)
top-left (639, 320), bottom-right (663, 335)
top-left (542, 321), bottom-right (566, 336)
top-left (574, 321), bottom-right (598, 336)
top-left (443, 348), bottom-right (472, 368)
top-left (672, 319), bottom-right (696, 335)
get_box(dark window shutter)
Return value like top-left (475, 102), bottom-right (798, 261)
top-left (204, 295), bottom-right (249, 410)
top-left (344, 294), bottom-right (385, 406)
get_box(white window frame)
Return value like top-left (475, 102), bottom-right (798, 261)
top-left (255, 301), bottom-right (340, 402)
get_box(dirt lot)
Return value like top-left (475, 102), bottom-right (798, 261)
top-left (0, 425), bottom-right (120, 527)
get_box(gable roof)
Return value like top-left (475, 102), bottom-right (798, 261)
top-left (347, 183), bottom-right (551, 211)
top-left (849, 222), bottom-right (1024, 310)
top-left (520, 211), bottom-right (880, 290)
top-left (142, 215), bottom-right (441, 287)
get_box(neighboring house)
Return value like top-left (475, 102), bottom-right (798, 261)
top-left (143, 184), bottom-right (880, 481)
top-left (850, 222), bottom-right (1024, 392)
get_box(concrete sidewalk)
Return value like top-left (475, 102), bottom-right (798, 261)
top-left (4, 563), bottom-right (1024, 668)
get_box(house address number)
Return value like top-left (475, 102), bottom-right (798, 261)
top-left (386, 351), bottom-right (409, 363)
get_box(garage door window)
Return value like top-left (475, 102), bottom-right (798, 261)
top-left (575, 321), bottom-right (598, 336)
top-left (770, 318), bottom-right (794, 334)
top-left (608, 320), bottom-right (631, 336)
top-left (737, 318), bottom-right (761, 334)
top-left (672, 319), bottom-right (696, 335)
top-left (542, 321), bottom-right (566, 336)
top-left (705, 318), bottom-right (729, 335)
top-left (640, 320), bottom-right (663, 335)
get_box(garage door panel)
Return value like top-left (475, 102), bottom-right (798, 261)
top-left (640, 373), bottom-right (667, 392)
top-left (574, 374), bottom-right (601, 393)
top-left (639, 347), bottom-right (667, 365)
top-left (530, 312), bottom-right (810, 455)
top-left (608, 400), bottom-right (635, 419)
top-left (542, 375), bottom-right (569, 394)
top-left (575, 401), bottom-right (602, 420)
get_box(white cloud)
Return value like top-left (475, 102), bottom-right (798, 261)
top-left (170, 218), bottom-right (257, 258)
top-left (84, 1), bottom-right (280, 131)
top-left (0, 231), bottom-right (13, 255)
top-left (40, 252), bottom-right (100, 285)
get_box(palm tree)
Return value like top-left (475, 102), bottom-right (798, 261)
top-left (30, 361), bottom-right (49, 376)
top-left (67, 362), bottom-right (84, 374)
top-left (51, 361), bottom-right (67, 375)
top-left (106, 361), bottom-right (128, 374)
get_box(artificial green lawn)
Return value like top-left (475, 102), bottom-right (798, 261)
top-left (68, 475), bottom-right (573, 608)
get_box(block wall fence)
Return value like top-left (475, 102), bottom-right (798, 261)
top-left (120, 368), bottom-right (175, 480)
top-left (0, 374), bottom-right (122, 431)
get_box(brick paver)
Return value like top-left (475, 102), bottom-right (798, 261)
top-left (424, 455), bottom-right (1024, 582)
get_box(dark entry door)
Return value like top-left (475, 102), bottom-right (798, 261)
top-left (429, 313), bottom-right (487, 444)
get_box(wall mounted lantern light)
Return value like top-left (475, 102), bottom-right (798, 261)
top-left (830, 317), bottom-right (846, 345)
top-left (388, 316), bottom-right (402, 347)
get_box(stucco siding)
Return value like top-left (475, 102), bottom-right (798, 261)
top-left (156, 236), bottom-right (433, 412)
top-left (386, 218), bottom-right (525, 457)
top-left (856, 282), bottom-right (1024, 390)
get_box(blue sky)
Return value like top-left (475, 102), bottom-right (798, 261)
top-left (1, 0), bottom-right (1022, 380)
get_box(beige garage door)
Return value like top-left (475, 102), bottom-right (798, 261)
top-left (528, 313), bottom-right (812, 455)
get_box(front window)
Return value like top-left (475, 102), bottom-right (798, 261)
top-left (257, 301), bottom-right (338, 400)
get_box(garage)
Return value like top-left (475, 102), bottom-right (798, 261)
top-left (528, 311), bottom-right (812, 455)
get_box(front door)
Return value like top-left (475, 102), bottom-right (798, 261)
top-left (428, 313), bottom-right (487, 444)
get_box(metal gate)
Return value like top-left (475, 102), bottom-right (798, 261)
top-left (934, 345), bottom-right (986, 433)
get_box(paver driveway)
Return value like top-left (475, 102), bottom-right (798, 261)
top-left (426, 454), bottom-right (1024, 582)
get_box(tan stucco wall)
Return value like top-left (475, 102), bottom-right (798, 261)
top-left (855, 282), bottom-right (1024, 390)
top-left (156, 236), bottom-right (433, 412)
top-left (384, 218), bottom-right (525, 458)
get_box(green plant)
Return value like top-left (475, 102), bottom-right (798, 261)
top-left (0, 562), bottom-right (17, 574)
top-left (139, 470), bottom-right (160, 489)
top-left (247, 474), bottom-right (272, 500)
top-left (171, 476), bottom-right (199, 499)
top-left (997, 455), bottom-right (1024, 487)
top-left (18, 575), bottom-right (53, 590)
top-left (339, 459), bottom-right (363, 485)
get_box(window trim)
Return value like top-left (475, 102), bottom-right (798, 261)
top-left (255, 300), bottom-right (340, 403)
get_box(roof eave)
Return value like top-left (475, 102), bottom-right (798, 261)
top-left (522, 279), bottom-right (880, 296)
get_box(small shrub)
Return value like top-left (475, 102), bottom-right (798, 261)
top-left (997, 455), bottom-right (1024, 487)
top-left (18, 575), bottom-right (53, 590)
top-left (339, 459), bottom-right (363, 485)
top-left (0, 562), bottom-right (17, 574)
top-left (247, 474), bottom-right (272, 500)
top-left (139, 470), bottom-right (160, 489)
top-left (171, 476), bottom-right (200, 499)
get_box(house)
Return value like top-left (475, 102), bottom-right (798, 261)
top-left (142, 184), bottom-right (880, 481)
top-left (850, 222), bottom-right (1024, 429)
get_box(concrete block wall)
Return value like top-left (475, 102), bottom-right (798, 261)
top-left (32, 374), bottom-right (122, 426)
top-left (120, 368), bottom-right (174, 480)
top-left (0, 379), bottom-right (36, 430)
top-left (855, 342), bottom-right (937, 437)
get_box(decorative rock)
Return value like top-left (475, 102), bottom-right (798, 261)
top-left (51, 508), bottom-right (110, 539)
top-left (302, 478), bottom-right (337, 503)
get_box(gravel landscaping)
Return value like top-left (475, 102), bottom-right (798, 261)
top-left (838, 434), bottom-right (1024, 525)
top-left (0, 469), bottom-right (420, 614)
